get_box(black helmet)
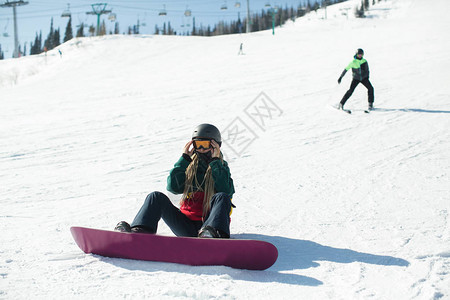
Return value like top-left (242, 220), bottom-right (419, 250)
top-left (356, 48), bottom-right (364, 55)
top-left (192, 123), bottom-right (222, 146)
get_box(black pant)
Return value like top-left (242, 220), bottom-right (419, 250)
top-left (340, 78), bottom-right (374, 106)
top-left (131, 191), bottom-right (231, 237)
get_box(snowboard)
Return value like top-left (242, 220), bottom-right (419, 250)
top-left (70, 227), bottom-right (278, 270)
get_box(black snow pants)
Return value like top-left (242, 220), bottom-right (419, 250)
top-left (131, 191), bottom-right (231, 237)
top-left (340, 78), bottom-right (374, 106)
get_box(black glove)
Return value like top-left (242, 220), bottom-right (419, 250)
top-left (338, 69), bottom-right (347, 84)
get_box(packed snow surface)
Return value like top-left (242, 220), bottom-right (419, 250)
top-left (1, 0), bottom-right (449, 299)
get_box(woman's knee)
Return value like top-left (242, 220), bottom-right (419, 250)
top-left (144, 191), bottom-right (170, 206)
top-left (211, 192), bottom-right (232, 207)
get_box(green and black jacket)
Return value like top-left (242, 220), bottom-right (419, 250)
top-left (167, 154), bottom-right (235, 197)
top-left (343, 55), bottom-right (370, 81)
top-left (166, 154), bottom-right (235, 220)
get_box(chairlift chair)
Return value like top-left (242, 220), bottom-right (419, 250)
top-left (265, 2), bottom-right (271, 7)
top-left (184, 9), bottom-right (192, 17)
top-left (221, 1), bottom-right (228, 10)
top-left (61, 4), bottom-right (71, 18)
top-left (2, 18), bottom-right (9, 37)
top-left (108, 13), bottom-right (116, 22)
top-left (235, 2), bottom-right (241, 8)
top-left (159, 5), bottom-right (167, 16)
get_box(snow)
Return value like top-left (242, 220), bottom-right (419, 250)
top-left (1, 0), bottom-right (449, 298)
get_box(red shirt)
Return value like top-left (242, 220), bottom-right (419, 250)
top-left (180, 192), bottom-right (205, 221)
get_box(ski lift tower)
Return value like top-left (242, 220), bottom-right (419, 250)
top-left (86, 3), bottom-right (111, 36)
top-left (0, 0), bottom-right (29, 58)
top-left (266, 4), bottom-right (278, 35)
top-left (245, 0), bottom-right (250, 33)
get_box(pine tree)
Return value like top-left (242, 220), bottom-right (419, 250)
top-left (168, 22), bottom-right (174, 35)
top-left (44, 18), bottom-right (55, 50)
top-left (191, 17), bottom-right (196, 36)
top-left (30, 31), bottom-right (42, 55)
top-left (0, 44), bottom-right (4, 60)
top-left (76, 23), bottom-right (84, 37)
top-left (30, 32), bottom-right (38, 55)
top-left (355, 0), bottom-right (365, 17)
top-left (290, 6), bottom-right (295, 21)
top-left (182, 3), bottom-right (324, 37)
top-left (305, 0), bottom-right (312, 13)
top-left (99, 20), bottom-right (106, 36)
top-left (53, 28), bottom-right (60, 48)
top-left (88, 25), bottom-right (95, 36)
top-left (64, 16), bottom-right (73, 42)
top-left (114, 22), bottom-right (120, 34)
top-left (312, 1), bottom-right (320, 12)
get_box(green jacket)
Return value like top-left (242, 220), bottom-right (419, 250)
top-left (344, 56), bottom-right (370, 81)
top-left (166, 154), bottom-right (235, 198)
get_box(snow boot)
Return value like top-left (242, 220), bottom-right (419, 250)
top-left (368, 103), bottom-right (374, 111)
top-left (198, 226), bottom-right (229, 238)
top-left (131, 226), bottom-right (153, 234)
top-left (114, 221), bottom-right (131, 232)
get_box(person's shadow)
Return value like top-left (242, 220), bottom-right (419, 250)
top-left (99, 233), bottom-right (409, 287)
top-left (373, 108), bottom-right (450, 114)
top-left (235, 234), bottom-right (409, 270)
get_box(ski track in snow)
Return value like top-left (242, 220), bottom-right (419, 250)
top-left (1, 0), bottom-right (450, 299)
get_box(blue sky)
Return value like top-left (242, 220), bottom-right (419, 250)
top-left (0, 0), bottom-right (309, 58)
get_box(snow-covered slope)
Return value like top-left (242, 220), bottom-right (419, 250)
top-left (1, 0), bottom-right (449, 298)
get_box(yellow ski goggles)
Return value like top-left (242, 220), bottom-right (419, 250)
top-left (193, 139), bottom-right (211, 150)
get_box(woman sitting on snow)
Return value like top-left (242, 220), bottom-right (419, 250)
top-left (115, 124), bottom-right (235, 238)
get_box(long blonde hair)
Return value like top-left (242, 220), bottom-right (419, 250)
top-left (181, 153), bottom-right (223, 219)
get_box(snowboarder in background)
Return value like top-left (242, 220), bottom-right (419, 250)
top-left (115, 124), bottom-right (235, 238)
top-left (338, 48), bottom-right (374, 111)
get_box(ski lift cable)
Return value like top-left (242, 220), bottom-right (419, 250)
top-left (9, 4), bottom-right (86, 16)
top-left (108, 3), bottom-right (242, 14)
top-left (0, 2), bottom-right (253, 23)
top-left (0, 8), bottom-right (239, 21)
top-left (3, 17), bottom-right (9, 31)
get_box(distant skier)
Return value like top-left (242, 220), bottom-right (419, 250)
top-left (337, 48), bottom-right (374, 111)
top-left (238, 43), bottom-right (244, 55)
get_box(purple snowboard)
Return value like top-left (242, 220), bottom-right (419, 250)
top-left (71, 227), bottom-right (278, 270)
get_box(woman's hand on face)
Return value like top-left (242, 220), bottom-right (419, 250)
top-left (211, 140), bottom-right (221, 158)
top-left (184, 140), bottom-right (194, 156)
